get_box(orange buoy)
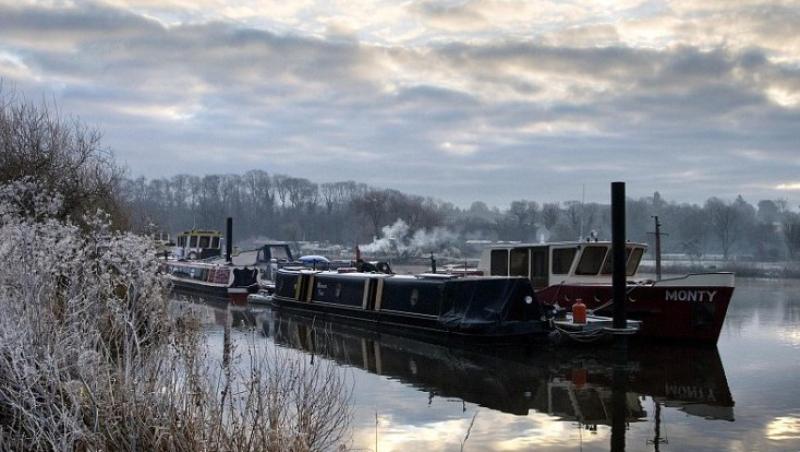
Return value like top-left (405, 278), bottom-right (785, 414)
top-left (572, 298), bottom-right (587, 324)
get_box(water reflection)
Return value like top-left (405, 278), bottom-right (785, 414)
top-left (265, 311), bottom-right (734, 425)
top-left (173, 288), bottom-right (760, 451)
top-left (173, 278), bottom-right (800, 451)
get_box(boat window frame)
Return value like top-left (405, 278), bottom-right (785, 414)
top-left (601, 247), bottom-right (633, 275)
top-left (551, 247), bottom-right (578, 275)
top-left (509, 248), bottom-right (529, 277)
top-left (211, 236), bottom-right (220, 249)
top-left (189, 235), bottom-right (198, 248)
top-left (575, 245), bottom-right (609, 275)
top-left (270, 245), bottom-right (290, 261)
top-left (530, 246), bottom-right (549, 288)
top-left (199, 235), bottom-right (210, 249)
top-left (490, 249), bottom-right (509, 276)
top-left (626, 247), bottom-right (645, 276)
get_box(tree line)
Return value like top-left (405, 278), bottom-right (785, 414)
top-left (119, 172), bottom-right (800, 261)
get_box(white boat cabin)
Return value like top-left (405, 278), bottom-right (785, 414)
top-left (477, 241), bottom-right (647, 289)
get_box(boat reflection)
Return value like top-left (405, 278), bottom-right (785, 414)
top-left (264, 309), bottom-right (734, 425)
top-left (178, 296), bottom-right (734, 449)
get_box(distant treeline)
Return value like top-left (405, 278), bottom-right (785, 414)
top-left (120, 172), bottom-right (800, 261)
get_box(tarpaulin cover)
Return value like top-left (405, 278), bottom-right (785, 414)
top-left (381, 276), bottom-right (542, 332)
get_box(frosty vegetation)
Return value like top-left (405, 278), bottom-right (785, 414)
top-left (0, 88), bottom-right (126, 228)
top-left (0, 180), bottom-right (351, 451)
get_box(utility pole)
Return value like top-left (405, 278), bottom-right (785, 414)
top-left (648, 216), bottom-right (669, 281)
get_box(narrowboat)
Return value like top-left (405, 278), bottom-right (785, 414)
top-left (268, 268), bottom-right (639, 343)
top-left (162, 242), bottom-right (296, 304)
top-left (478, 241), bottom-right (735, 344)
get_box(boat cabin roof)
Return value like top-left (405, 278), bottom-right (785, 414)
top-left (485, 240), bottom-right (648, 250)
top-left (478, 241), bottom-right (648, 288)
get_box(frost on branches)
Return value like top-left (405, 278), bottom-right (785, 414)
top-left (0, 180), bottom-right (351, 452)
top-left (0, 179), bottom-right (172, 449)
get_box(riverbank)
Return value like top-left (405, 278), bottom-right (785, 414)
top-left (639, 260), bottom-right (800, 279)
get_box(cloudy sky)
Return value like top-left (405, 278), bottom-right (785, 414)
top-left (1, 0), bottom-right (799, 207)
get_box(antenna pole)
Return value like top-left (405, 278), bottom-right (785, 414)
top-left (579, 184), bottom-right (586, 240)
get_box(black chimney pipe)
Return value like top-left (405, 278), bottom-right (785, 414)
top-left (611, 182), bottom-right (627, 329)
top-left (226, 217), bottom-right (233, 264)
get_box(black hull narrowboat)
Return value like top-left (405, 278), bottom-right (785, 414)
top-left (270, 269), bottom-right (552, 343)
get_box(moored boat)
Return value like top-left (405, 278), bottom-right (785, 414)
top-left (162, 242), bottom-right (296, 304)
top-left (478, 241), bottom-right (734, 344)
top-left (268, 268), bottom-right (639, 343)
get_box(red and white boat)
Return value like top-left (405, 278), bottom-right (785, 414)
top-left (161, 243), bottom-right (295, 304)
top-left (478, 241), bottom-right (734, 344)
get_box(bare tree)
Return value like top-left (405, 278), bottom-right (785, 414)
top-left (352, 189), bottom-right (391, 238)
top-left (0, 87), bottom-right (126, 227)
top-left (706, 197), bottom-right (740, 260)
top-left (541, 202), bottom-right (560, 232)
top-left (783, 212), bottom-right (800, 260)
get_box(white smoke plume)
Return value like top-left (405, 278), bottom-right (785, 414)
top-left (360, 219), bottom-right (460, 258)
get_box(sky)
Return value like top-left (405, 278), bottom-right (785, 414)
top-left (1, 0), bottom-right (799, 208)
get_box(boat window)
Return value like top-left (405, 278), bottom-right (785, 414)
top-left (178, 236), bottom-right (186, 247)
top-left (601, 248), bottom-right (633, 274)
top-left (270, 246), bottom-right (290, 261)
top-left (189, 235), bottom-right (198, 247)
top-left (211, 237), bottom-right (220, 249)
top-left (509, 248), bottom-right (529, 277)
top-left (626, 248), bottom-right (644, 276)
top-left (490, 249), bottom-right (509, 276)
top-left (199, 236), bottom-right (210, 248)
top-left (531, 247), bottom-right (549, 288)
top-left (257, 248), bottom-right (267, 262)
top-left (551, 248), bottom-right (577, 275)
top-left (575, 246), bottom-right (608, 275)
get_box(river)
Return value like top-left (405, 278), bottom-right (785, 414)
top-left (180, 277), bottom-right (800, 451)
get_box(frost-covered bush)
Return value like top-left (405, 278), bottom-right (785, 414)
top-left (0, 180), bottom-right (351, 451)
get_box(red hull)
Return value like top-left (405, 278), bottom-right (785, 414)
top-left (537, 284), bottom-right (734, 344)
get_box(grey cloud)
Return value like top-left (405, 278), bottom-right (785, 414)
top-left (0, 1), bottom-right (798, 208)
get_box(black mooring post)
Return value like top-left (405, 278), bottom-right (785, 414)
top-left (611, 182), bottom-right (627, 330)
top-left (226, 217), bottom-right (233, 263)
top-left (610, 359), bottom-right (628, 452)
top-left (611, 182), bottom-right (629, 451)
top-left (430, 253), bottom-right (437, 273)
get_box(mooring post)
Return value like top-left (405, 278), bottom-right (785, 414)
top-left (611, 182), bottom-right (629, 451)
top-left (430, 252), bottom-right (437, 274)
top-left (226, 217), bottom-right (233, 264)
top-left (611, 182), bottom-right (627, 330)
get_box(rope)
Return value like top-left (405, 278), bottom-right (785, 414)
top-left (588, 280), bottom-right (654, 314)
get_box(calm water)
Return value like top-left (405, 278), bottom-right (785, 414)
top-left (179, 277), bottom-right (800, 451)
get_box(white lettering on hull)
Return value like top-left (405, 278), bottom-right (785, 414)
top-left (665, 290), bottom-right (718, 302)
